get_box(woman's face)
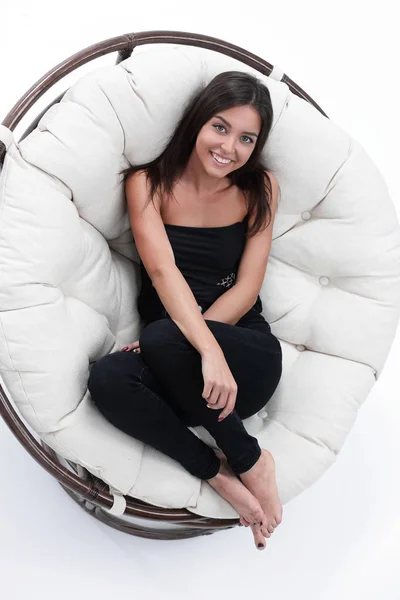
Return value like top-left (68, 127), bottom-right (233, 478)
top-left (194, 105), bottom-right (261, 177)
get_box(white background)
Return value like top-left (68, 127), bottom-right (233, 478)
top-left (1, 1), bottom-right (400, 598)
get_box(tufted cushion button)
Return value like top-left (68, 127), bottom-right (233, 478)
top-left (319, 276), bottom-right (330, 286)
top-left (301, 210), bottom-right (311, 220)
top-left (296, 344), bottom-right (306, 351)
top-left (258, 409), bottom-right (268, 419)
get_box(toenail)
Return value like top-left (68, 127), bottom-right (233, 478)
top-left (258, 543), bottom-right (264, 549)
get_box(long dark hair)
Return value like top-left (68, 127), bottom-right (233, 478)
top-left (119, 70), bottom-right (275, 237)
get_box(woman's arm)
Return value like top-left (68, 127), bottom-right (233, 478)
top-left (201, 284), bottom-right (256, 325)
top-left (151, 265), bottom-right (221, 356)
top-left (203, 171), bottom-right (279, 325)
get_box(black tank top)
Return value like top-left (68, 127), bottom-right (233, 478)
top-left (137, 215), bottom-right (271, 333)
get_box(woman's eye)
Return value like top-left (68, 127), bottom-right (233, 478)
top-left (213, 124), bottom-right (253, 144)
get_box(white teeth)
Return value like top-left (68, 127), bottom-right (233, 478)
top-left (211, 152), bottom-right (231, 164)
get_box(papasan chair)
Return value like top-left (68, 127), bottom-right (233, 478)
top-left (1, 31), bottom-right (400, 540)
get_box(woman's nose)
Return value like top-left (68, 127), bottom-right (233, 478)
top-left (221, 139), bottom-right (235, 156)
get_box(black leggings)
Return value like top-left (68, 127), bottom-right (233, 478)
top-left (87, 318), bottom-right (282, 480)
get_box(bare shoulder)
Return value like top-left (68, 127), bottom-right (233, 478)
top-left (125, 169), bottom-right (161, 210)
top-left (125, 168), bottom-right (148, 188)
top-left (125, 168), bottom-right (146, 193)
top-left (263, 170), bottom-right (280, 215)
top-left (125, 169), bottom-right (175, 277)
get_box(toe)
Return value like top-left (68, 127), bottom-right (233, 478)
top-left (250, 523), bottom-right (266, 550)
top-left (253, 504), bottom-right (265, 525)
top-left (259, 512), bottom-right (274, 538)
top-left (261, 524), bottom-right (272, 538)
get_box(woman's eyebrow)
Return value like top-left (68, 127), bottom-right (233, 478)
top-left (214, 115), bottom-right (259, 138)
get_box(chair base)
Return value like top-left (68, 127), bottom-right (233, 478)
top-left (48, 446), bottom-right (239, 540)
top-left (59, 482), bottom-right (226, 539)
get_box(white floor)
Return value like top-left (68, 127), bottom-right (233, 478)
top-left (1, 2), bottom-right (399, 599)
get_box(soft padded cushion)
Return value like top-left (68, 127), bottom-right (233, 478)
top-left (1, 44), bottom-right (400, 519)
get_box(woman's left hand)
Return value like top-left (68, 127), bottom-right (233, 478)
top-left (121, 340), bottom-right (141, 353)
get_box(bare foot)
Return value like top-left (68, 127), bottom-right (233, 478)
top-left (207, 453), bottom-right (267, 550)
top-left (214, 449), bottom-right (272, 545)
top-left (239, 449), bottom-right (283, 539)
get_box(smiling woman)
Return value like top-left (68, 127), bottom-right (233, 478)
top-left (89, 70), bottom-right (284, 550)
top-left (119, 70), bottom-right (276, 238)
top-left (1, 31), bottom-right (396, 553)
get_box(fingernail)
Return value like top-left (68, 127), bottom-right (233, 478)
top-left (258, 543), bottom-right (265, 549)
top-left (121, 347), bottom-right (128, 351)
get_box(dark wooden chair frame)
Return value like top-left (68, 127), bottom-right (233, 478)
top-left (0, 30), bottom-right (328, 540)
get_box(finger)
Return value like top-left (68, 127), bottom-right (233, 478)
top-left (217, 397), bottom-right (235, 421)
top-left (207, 387), bottom-right (222, 406)
top-left (207, 389), bottom-right (224, 409)
top-left (202, 383), bottom-right (213, 402)
top-left (218, 407), bottom-right (232, 421)
top-left (207, 390), bottom-right (227, 410)
top-left (121, 341), bottom-right (140, 352)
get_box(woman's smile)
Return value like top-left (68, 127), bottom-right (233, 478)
top-left (210, 151), bottom-right (234, 166)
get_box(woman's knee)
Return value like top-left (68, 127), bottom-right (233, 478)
top-left (257, 349), bottom-right (282, 404)
top-left (234, 344), bottom-right (282, 420)
top-left (88, 351), bottom-right (142, 395)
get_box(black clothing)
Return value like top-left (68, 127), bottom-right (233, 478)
top-left (137, 217), bottom-right (270, 334)
top-left (88, 218), bottom-right (281, 480)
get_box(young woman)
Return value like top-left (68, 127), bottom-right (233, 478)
top-left (88, 71), bottom-right (283, 551)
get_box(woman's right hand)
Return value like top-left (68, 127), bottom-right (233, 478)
top-left (121, 340), bottom-right (141, 353)
top-left (201, 349), bottom-right (237, 422)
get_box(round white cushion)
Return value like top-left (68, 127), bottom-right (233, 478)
top-left (1, 44), bottom-right (400, 519)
